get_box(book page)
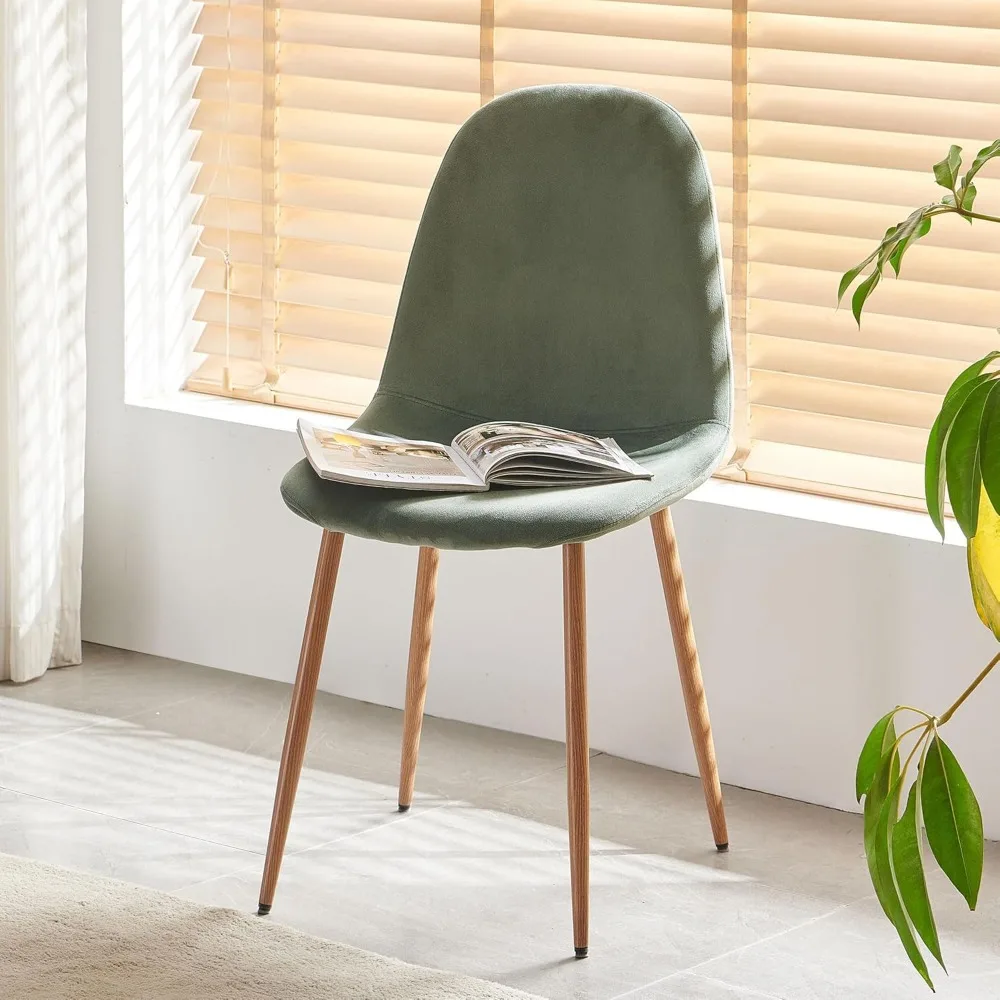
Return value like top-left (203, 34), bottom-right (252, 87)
top-left (299, 421), bottom-right (483, 491)
top-left (452, 421), bottom-right (647, 479)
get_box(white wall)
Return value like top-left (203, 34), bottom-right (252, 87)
top-left (84, 0), bottom-right (1000, 836)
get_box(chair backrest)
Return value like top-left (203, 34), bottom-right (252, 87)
top-left (356, 85), bottom-right (732, 453)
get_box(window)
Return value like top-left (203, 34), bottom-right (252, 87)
top-left (186, 0), bottom-right (1000, 511)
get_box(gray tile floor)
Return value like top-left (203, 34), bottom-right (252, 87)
top-left (0, 644), bottom-right (997, 999)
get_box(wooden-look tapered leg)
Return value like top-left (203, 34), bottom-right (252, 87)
top-left (397, 546), bottom-right (440, 811)
top-left (562, 542), bottom-right (590, 958)
top-left (650, 507), bottom-right (729, 851)
top-left (258, 530), bottom-right (345, 916)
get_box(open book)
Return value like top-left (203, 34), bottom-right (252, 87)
top-left (298, 418), bottom-right (651, 492)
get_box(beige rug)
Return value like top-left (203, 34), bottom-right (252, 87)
top-left (0, 853), bottom-right (542, 999)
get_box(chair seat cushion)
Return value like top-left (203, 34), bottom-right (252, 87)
top-left (281, 420), bottom-right (728, 551)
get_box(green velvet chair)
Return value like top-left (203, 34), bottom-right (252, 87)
top-left (258, 84), bottom-right (733, 958)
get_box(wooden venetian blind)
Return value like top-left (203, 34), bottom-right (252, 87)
top-left (186, 0), bottom-right (732, 417)
top-left (186, 0), bottom-right (1000, 511)
top-left (188, 0), bottom-right (483, 415)
top-left (738, 0), bottom-right (1000, 507)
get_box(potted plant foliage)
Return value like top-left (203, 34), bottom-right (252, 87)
top-left (841, 139), bottom-right (1000, 989)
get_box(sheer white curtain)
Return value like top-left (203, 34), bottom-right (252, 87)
top-left (0, 0), bottom-right (87, 682)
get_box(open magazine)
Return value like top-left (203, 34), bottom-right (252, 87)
top-left (298, 418), bottom-right (651, 492)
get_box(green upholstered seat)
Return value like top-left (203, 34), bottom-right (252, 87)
top-left (282, 84), bottom-right (733, 550)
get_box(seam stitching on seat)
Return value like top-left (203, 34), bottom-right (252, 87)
top-left (368, 389), bottom-right (729, 440)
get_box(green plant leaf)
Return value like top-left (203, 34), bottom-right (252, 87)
top-left (838, 248), bottom-right (880, 305)
top-left (946, 353), bottom-right (1000, 400)
top-left (875, 224), bottom-right (900, 268)
top-left (838, 263), bottom-right (868, 305)
top-left (863, 720), bottom-right (899, 851)
top-left (852, 270), bottom-right (881, 326)
top-left (945, 378), bottom-right (995, 538)
top-left (961, 182), bottom-right (977, 214)
top-left (977, 382), bottom-right (1000, 518)
top-left (864, 753), bottom-right (893, 914)
top-left (889, 217), bottom-right (932, 277)
top-left (933, 145), bottom-right (963, 191)
top-left (922, 735), bottom-right (984, 910)
top-left (892, 776), bottom-right (945, 969)
top-left (925, 369), bottom-right (999, 538)
top-left (857, 710), bottom-right (898, 801)
top-left (888, 244), bottom-right (905, 277)
top-left (867, 771), bottom-right (934, 989)
top-left (964, 140), bottom-right (1000, 185)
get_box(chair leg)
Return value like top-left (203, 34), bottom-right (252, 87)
top-left (650, 507), bottom-right (729, 851)
top-left (397, 546), bottom-right (440, 811)
top-left (562, 542), bottom-right (590, 959)
top-left (258, 530), bottom-right (345, 916)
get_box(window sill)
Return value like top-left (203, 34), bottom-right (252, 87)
top-left (690, 477), bottom-right (964, 548)
top-left (127, 390), bottom-right (966, 550)
top-left (128, 388), bottom-right (353, 434)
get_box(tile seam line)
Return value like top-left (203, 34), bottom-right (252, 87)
top-left (606, 900), bottom-right (855, 1000)
top-left (0, 785), bottom-right (265, 861)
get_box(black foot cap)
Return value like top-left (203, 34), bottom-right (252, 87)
top-left (256, 904), bottom-right (272, 916)
top-left (575, 947), bottom-right (589, 960)
top-left (397, 803), bottom-right (411, 813)
top-left (716, 842), bottom-right (729, 853)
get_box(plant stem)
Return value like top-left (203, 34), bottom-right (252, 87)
top-left (938, 649), bottom-right (1000, 725)
top-left (900, 726), bottom-right (929, 777)
top-left (918, 732), bottom-right (932, 774)
top-left (957, 208), bottom-right (1000, 224)
top-left (890, 720), bottom-right (932, 756)
top-left (895, 705), bottom-right (933, 720)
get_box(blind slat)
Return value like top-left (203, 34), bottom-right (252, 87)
top-left (499, 1), bottom-right (730, 45)
top-left (274, 367), bottom-right (379, 415)
top-left (497, 63), bottom-right (732, 118)
top-left (280, 207), bottom-right (418, 251)
top-left (280, 44), bottom-right (480, 92)
top-left (748, 0), bottom-right (1000, 31)
top-left (278, 75), bottom-right (478, 122)
top-left (750, 48), bottom-right (1000, 102)
top-left (748, 300), bottom-right (997, 364)
top-left (749, 335), bottom-right (966, 397)
top-left (497, 28), bottom-right (730, 81)
top-left (750, 262), bottom-right (1000, 329)
top-left (195, 322), bottom-right (262, 362)
top-left (278, 334), bottom-right (386, 379)
top-left (280, 11), bottom-right (479, 56)
top-left (751, 11), bottom-right (1000, 65)
top-left (281, 174), bottom-right (430, 219)
top-left (751, 189), bottom-right (1000, 253)
top-left (750, 85), bottom-right (1000, 140)
top-left (279, 303), bottom-right (393, 346)
top-left (196, 258), bottom-right (401, 315)
top-left (751, 404), bottom-right (928, 464)
top-left (280, 141), bottom-right (442, 187)
top-left (741, 440), bottom-right (925, 511)
top-left (279, 1), bottom-right (479, 22)
top-left (751, 229), bottom-right (1000, 294)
